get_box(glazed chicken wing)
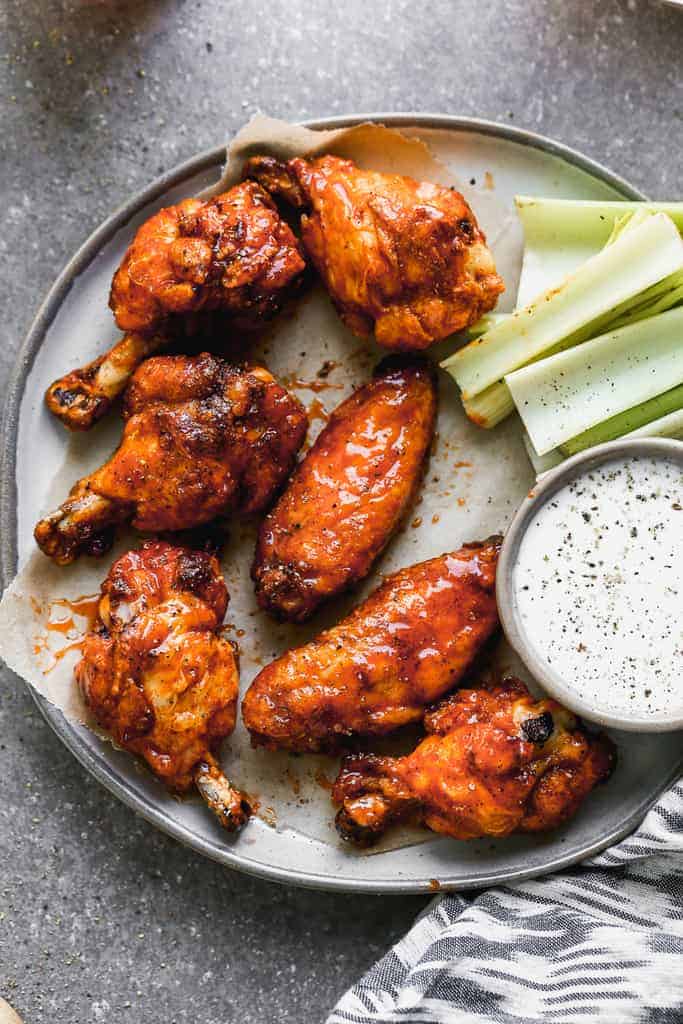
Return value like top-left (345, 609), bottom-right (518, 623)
top-left (333, 678), bottom-right (616, 845)
top-left (252, 356), bottom-right (438, 622)
top-left (35, 353), bottom-right (308, 565)
top-left (76, 540), bottom-right (251, 830)
top-left (242, 537), bottom-right (501, 752)
top-left (244, 154), bottom-right (503, 351)
top-left (46, 181), bottom-right (307, 430)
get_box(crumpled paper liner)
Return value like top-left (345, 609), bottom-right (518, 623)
top-left (0, 115), bottom-right (528, 851)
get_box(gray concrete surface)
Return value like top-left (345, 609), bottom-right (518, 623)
top-left (1, 1), bottom-right (682, 1021)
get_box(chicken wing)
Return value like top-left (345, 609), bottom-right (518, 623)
top-left (76, 540), bottom-right (251, 830)
top-left (252, 356), bottom-right (438, 622)
top-left (46, 181), bottom-right (307, 430)
top-left (333, 678), bottom-right (616, 845)
top-left (244, 154), bottom-right (503, 351)
top-left (45, 331), bottom-right (169, 433)
top-left (35, 353), bottom-right (308, 565)
top-left (242, 538), bottom-right (501, 752)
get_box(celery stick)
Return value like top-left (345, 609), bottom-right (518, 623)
top-left (469, 213), bottom-right (682, 346)
top-left (443, 213), bottom-right (683, 400)
top-left (607, 273), bottom-right (683, 329)
top-left (455, 270), bottom-right (683, 430)
top-left (560, 383), bottom-right (683, 455)
top-left (622, 408), bottom-right (683, 440)
top-left (603, 212), bottom-right (632, 247)
top-left (526, 405), bottom-right (683, 476)
top-left (457, 226), bottom-right (683, 429)
top-left (466, 313), bottom-right (508, 339)
top-left (516, 197), bottom-right (683, 236)
top-left (605, 208), bottom-right (659, 243)
top-left (523, 432), bottom-right (563, 476)
top-left (506, 307), bottom-right (683, 455)
top-left (462, 382), bottom-right (514, 427)
top-left (524, 408), bottom-right (683, 476)
top-left (515, 198), bottom-right (683, 307)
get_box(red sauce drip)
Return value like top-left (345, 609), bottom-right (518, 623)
top-left (48, 594), bottom-right (100, 631)
top-left (33, 593), bottom-right (99, 674)
top-left (314, 768), bottom-right (333, 792)
top-left (282, 370), bottom-right (343, 394)
top-left (306, 398), bottom-right (330, 427)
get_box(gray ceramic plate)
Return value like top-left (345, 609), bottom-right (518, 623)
top-left (2, 115), bottom-right (681, 893)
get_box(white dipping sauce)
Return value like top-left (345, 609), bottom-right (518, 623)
top-left (514, 455), bottom-right (682, 719)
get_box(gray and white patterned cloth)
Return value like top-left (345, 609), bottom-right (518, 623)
top-left (327, 779), bottom-right (682, 1024)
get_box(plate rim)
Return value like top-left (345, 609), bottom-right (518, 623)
top-left (3, 113), bottom-right (679, 894)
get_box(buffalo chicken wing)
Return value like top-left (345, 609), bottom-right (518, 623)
top-left (35, 353), bottom-right (308, 564)
top-left (76, 540), bottom-right (250, 830)
top-left (46, 181), bottom-right (307, 430)
top-left (333, 679), bottom-right (616, 845)
top-left (244, 154), bottom-right (503, 351)
top-left (252, 356), bottom-right (438, 622)
top-left (242, 538), bottom-right (501, 752)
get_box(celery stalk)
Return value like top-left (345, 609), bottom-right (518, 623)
top-left (515, 198), bottom-right (683, 307)
top-left (462, 382), bottom-right (514, 426)
top-left (460, 221), bottom-right (683, 429)
top-left (523, 432), bottom-right (563, 475)
top-left (527, 404), bottom-right (683, 476)
top-left (506, 307), bottom-right (683, 455)
top-left (559, 383), bottom-right (683, 455)
top-left (442, 213), bottom-right (683, 401)
top-left (607, 273), bottom-right (683, 329)
top-left (466, 313), bottom-right (508, 339)
top-left (524, 407), bottom-right (683, 477)
top-left (622, 408), bottom-right (683, 441)
top-left (462, 269), bottom-right (683, 428)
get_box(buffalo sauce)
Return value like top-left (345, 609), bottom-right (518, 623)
top-left (33, 593), bottom-right (99, 674)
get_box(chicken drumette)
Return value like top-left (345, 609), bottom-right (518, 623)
top-left (77, 540), bottom-right (250, 830)
top-left (46, 181), bottom-right (307, 430)
top-left (244, 153), bottom-right (503, 351)
top-left (35, 353), bottom-right (308, 565)
top-left (252, 356), bottom-right (438, 622)
top-left (333, 678), bottom-right (616, 845)
top-left (242, 538), bottom-right (501, 752)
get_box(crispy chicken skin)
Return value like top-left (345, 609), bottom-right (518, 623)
top-left (242, 538), bottom-right (501, 752)
top-left (35, 353), bottom-right (308, 565)
top-left (110, 181), bottom-right (305, 333)
top-left (45, 181), bottom-right (307, 430)
top-left (333, 679), bottom-right (616, 845)
top-left (243, 154), bottom-right (503, 351)
top-left (76, 540), bottom-right (251, 830)
top-left (252, 356), bottom-right (438, 623)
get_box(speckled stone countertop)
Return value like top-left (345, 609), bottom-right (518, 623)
top-left (1, 2), bottom-right (682, 1021)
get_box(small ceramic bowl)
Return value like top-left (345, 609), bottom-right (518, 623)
top-left (497, 436), bottom-right (683, 732)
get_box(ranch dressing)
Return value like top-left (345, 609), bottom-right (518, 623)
top-left (514, 455), bottom-right (682, 719)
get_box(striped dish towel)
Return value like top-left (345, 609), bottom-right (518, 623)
top-left (327, 779), bottom-right (682, 1024)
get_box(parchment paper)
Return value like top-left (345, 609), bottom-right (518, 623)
top-left (0, 116), bottom-right (531, 851)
